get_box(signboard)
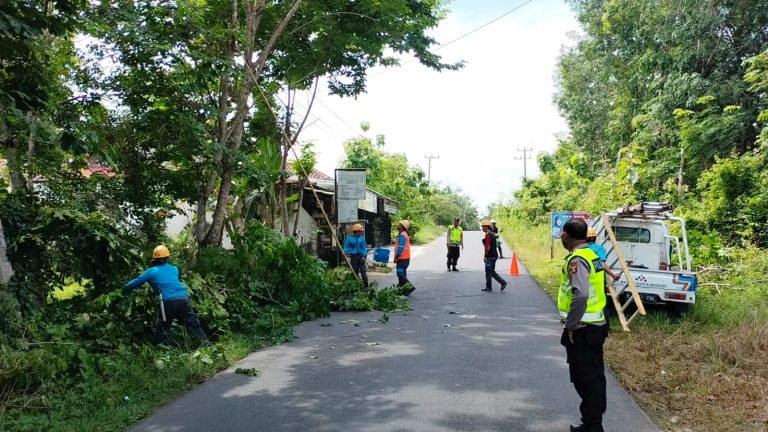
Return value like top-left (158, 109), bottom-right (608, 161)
top-left (384, 200), bottom-right (398, 214)
top-left (337, 199), bottom-right (359, 224)
top-left (551, 211), bottom-right (591, 239)
top-left (335, 169), bottom-right (366, 200)
top-left (358, 190), bottom-right (377, 213)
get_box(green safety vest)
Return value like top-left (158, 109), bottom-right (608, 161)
top-left (448, 226), bottom-right (463, 244)
top-left (558, 247), bottom-right (606, 323)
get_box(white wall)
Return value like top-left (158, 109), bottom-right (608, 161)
top-left (164, 202), bottom-right (233, 250)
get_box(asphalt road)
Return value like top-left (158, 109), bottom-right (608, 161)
top-left (131, 232), bottom-right (659, 432)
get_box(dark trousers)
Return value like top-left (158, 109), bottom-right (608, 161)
top-left (447, 246), bottom-right (460, 269)
top-left (561, 325), bottom-right (608, 431)
top-left (350, 254), bottom-right (369, 288)
top-left (484, 257), bottom-right (505, 288)
top-left (155, 297), bottom-right (209, 345)
top-left (396, 259), bottom-right (411, 286)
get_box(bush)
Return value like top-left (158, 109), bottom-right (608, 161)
top-left (325, 267), bottom-right (410, 312)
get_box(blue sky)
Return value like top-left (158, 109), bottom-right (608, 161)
top-left (300, 0), bottom-right (580, 214)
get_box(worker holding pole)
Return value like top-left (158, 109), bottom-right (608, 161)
top-left (343, 223), bottom-right (369, 289)
top-left (123, 245), bottom-right (209, 346)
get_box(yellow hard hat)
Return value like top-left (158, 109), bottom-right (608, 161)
top-left (481, 219), bottom-right (491, 227)
top-left (352, 223), bottom-right (364, 231)
top-left (587, 227), bottom-right (598, 238)
top-left (153, 245), bottom-right (170, 259)
top-left (398, 220), bottom-right (410, 230)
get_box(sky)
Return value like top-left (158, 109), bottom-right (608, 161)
top-left (294, 0), bottom-right (580, 215)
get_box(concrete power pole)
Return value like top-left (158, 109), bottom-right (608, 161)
top-left (514, 147), bottom-right (533, 179)
top-left (424, 154), bottom-right (440, 184)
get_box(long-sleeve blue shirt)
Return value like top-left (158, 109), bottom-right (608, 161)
top-left (343, 234), bottom-right (367, 256)
top-left (123, 263), bottom-right (189, 300)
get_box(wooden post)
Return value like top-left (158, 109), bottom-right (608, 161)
top-left (601, 213), bottom-right (647, 317)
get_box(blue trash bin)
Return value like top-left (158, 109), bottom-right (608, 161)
top-left (373, 248), bottom-right (390, 263)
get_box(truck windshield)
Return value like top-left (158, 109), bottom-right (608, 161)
top-left (614, 227), bottom-right (651, 243)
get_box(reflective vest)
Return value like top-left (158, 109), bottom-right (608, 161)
top-left (397, 231), bottom-right (411, 260)
top-left (558, 247), bottom-right (606, 323)
top-left (448, 226), bottom-right (463, 244)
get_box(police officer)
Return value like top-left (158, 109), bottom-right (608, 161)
top-left (446, 218), bottom-right (463, 271)
top-left (343, 223), bottom-right (369, 289)
top-left (559, 218), bottom-right (608, 432)
top-left (123, 245), bottom-right (209, 346)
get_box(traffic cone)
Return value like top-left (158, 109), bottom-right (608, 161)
top-left (509, 252), bottom-right (520, 276)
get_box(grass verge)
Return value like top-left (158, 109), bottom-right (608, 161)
top-left (501, 219), bottom-right (768, 432)
top-left (412, 221), bottom-right (444, 245)
top-left (1, 332), bottom-right (288, 431)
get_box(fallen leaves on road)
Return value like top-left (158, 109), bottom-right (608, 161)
top-left (235, 368), bottom-right (261, 377)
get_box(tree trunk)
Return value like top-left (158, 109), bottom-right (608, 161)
top-left (202, 0), bottom-right (302, 246)
top-left (4, 142), bottom-right (28, 192)
top-left (278, 89), bottom-right (293, 236)
top-left (0, 115), bottom-right (28, 192)
top-left (0, 218), bottom-right (14, 285)
top-left (203, 161), bottom-right (235, 246)
top-left (677, 146), bottom-right (685, 197)
top-left (292, 179), bottom-right (306, 237)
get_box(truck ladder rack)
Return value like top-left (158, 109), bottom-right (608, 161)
top-left (590, 213), bottom-right (647, 331)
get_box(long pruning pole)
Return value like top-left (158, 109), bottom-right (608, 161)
top-left (254, 84), bottom-right (358, 277)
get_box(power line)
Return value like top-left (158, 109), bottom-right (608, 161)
top-left (370, 0), bottom-right (537, 77)
top-left (434, 0), bottom-right (536, 52)
top-left (314, 97), bottom-right (364, 137)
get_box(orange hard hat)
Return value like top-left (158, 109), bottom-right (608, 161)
top-left (352, 223), bottom-right (364, 231)
top-left (153, 245), bottom-right (170, 259)
top-left (481, 219), bottom-right (491, 227)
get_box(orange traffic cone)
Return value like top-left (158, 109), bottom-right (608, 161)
top-left (509, 253), bottom-right (520, 276)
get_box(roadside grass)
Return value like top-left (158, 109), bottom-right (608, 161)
top-left (1, 333), bottom-right (280, 432)
top-left (502, 219), bottom-right (768, 432)
top-left (412, 221), bottom-right (444, 245)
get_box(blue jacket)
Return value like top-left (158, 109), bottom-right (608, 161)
top-left (343, 234), bottom-right (367, 256)
top-left (123, 263), bottom-right (189, 300)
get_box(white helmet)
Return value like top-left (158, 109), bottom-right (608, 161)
top-left (490, 219), bottom-right (497, 224)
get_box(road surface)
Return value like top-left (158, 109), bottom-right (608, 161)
top-left (132, 232), bottom-right (658, 432)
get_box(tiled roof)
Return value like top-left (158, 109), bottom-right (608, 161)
top-left (308, 169), bottom-right (333, 181)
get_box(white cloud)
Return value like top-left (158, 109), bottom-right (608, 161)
top-left (298, 0), bottom-right (579, 214)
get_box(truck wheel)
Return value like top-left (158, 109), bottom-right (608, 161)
top-left (668, 302), bottom-right (691, 317)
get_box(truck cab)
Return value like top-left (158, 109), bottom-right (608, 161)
top-left (598, 203), bottom-right (697, 313)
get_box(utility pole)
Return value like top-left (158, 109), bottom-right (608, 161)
top-left (424, 154), bottom-right (440, 184)
top-left (514, 147), bottom-right (533, 179)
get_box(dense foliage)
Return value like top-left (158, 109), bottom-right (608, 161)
top-left (497, 0), bottom-right (768, 255)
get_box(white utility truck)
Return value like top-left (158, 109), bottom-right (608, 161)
top-left (595, 202), bottom-right (698, 315)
